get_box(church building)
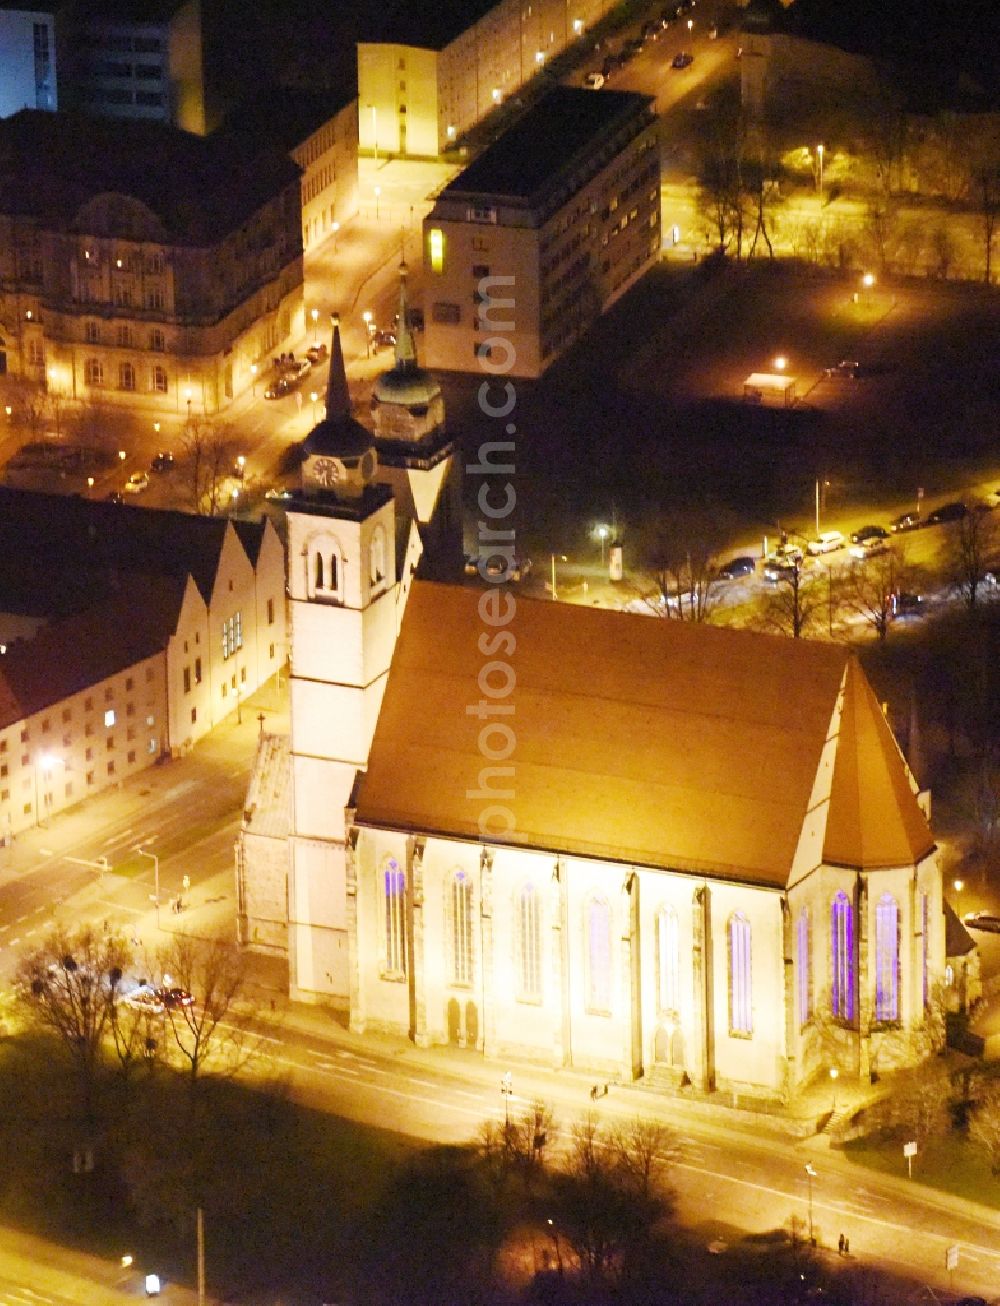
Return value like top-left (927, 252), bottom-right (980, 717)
top-left (237, 277), bottom-right (945, 1099)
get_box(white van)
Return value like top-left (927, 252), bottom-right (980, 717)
top-left (807, 531), bottom-right (845, 555)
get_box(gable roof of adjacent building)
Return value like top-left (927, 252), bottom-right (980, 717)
top-left (354, 583), bottom-right (934, 887)
top-left (361, 0), bottom-right (501, 52)
top-left (0, 487), bottom-right (271, 607)
top-left (0, 110), bottom-right (300, 242)
top-left (438, 88), bottom-right (655, 207)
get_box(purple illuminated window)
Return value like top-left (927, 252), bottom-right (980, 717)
top-left (383, 858), bottom-right (406, 976)
top-left (875, 893), bottom-right (899, 1022)
top-left (587, 897), bottom-right (612, 1013)
top-left (831, 892), bottom-right (854, 1022)
top-left (729, 912), bottom-right (752, 1036)
top-left (796, 909), bottom-right (811, 1026)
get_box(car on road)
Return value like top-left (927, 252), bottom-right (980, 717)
top-left (891, 591), bottom-right (923, 619)
top-left (124, 471), bottom-right (149, 494)
top-left (582, 71), bottom-right (606, 89)
top-left (304, 342), bottom-right (328, 365)
top-left (124, 985), bottom-right (164, 1014)
top-left (290, 357), bottom-right (312, 380)
top-left (672, 51), bottom-right (694, 69)
top-left (707, 22), bottom-right (718, 38)
top-left (890, 510), bottom-right (922, 533)
top-left (150, 451), bottom-right (175, 473)
top-left (964, 912), bottom-right (1000, 934)
top-left (640, 19), bottom-right (660, 40)
top-left (824, 359), bottom-right (861, 378)
top-left (264, 375), bottom-right (294, 400)
top-left (763, 558), bottom-right (799, 583)
top-left (925, 501), bottom-right (967, 526)
top-left (807, 531), bottom-right (845, 556)
top-left (373, 328), bottom-right (397, 349)
top-left (849, 536), bottom-right (889, 560)
top-left (156, 985), bottom-right (195, 1009)
top-left (105, 490), bottom-right (125, 504)
top-left (464, 553), bottom-right (532, 582)
top-left (717, 555), bottom-right (756, 580)
top-left (264, 486), bottom-right (293, 502)
top-left (622, 35), bottom-right (645, 58)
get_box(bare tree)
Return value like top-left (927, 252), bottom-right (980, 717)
top-left (608, 1116), bottom-right (680, 1201)
top-left (974, 163), bottom-right (1000, 285)
top-left (153, 935), bottom-right (252, 1093)
top-left (15, 926), bottom-right (134, 1115)
top-left (478, 1099), bottom-right (555, 1192)
top-left (179, 419), bottom-right (238, 516)
top-left (945, 511), bottom-right (998, 609)
top-left (759, 560), bottom-right (823, 638)
top-left (70, 399), bottom-right (132, 454)
top-left (641, 503), bottom-right (735, 622)
top-left (842, 547), bottom-right (907, 642)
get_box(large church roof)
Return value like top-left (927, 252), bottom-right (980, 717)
top-left (354, 585), bottom-right (934, 887)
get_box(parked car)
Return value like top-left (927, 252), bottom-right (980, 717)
top-left (304, 342), bottom-right (328, 365)
top-left (582, 71), bottom-right (606, 89)
top-left (264, 486), bottom-right (293, 502)
top-left (150, 451), bottom-right (174, 473)
top-left (890, 510), bottom-right (922, 533)
top-left (264, 376), bottom-right (294, 400)
top-left (891, 591), bottom-right (923, 619)
top-left (849, 536), bottom-right (888, 560)
top-left (290, 357), bottom-right (312, 380)
top-left (124, 985), bottom-right (164, 1014)
top-left (465, 553), bottom-right (532, 582)
top-left (850, 525), bottom-right (889, 545)
top-left (373, 328), bottom-right (397, 349)
top-left (105, 490), bottom-right (125, 504)
top-left (824, 359), bottom-right (861, 378)
top-left (124, 471), bottom-right (149, 494)
top-left (964, 912), bottom-right (1000, 934)
top-left (925, 501), bottom-right (967, 526)
top-left (671, 51), bottom-right (694, 68)
top-left (707, 22), bottom-right (718, 38)
top-left (622, 35), bottom-right (645, 57)
top-left (717, 555), bottom-right (756, 579)
top-left (807, 531), bottom-right (845, 556)
top-left (156, 985), bottom-right (195, 1009)
top-left (640, 19), bottom-right (660, 40)
top-left (763, 558), bottom-right (798, 583)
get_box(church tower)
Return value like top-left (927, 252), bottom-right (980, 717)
top-left (370, 261), bottom-right (463, 580)
top-left (285, 320), bottom-right (398, 1002)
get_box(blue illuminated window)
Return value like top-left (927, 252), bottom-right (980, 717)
top-left (728, 912), bottom-right (752, 1036)
top-left (383, 858), bottom-right (406, 977)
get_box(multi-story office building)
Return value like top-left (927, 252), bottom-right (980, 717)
top-left (0, 108), bottom-right (303, 411)
top-left (60, 0), bottom-right (213, 134)
top-left (0, 3), bottom-right (58, 117)
top-left (357, 0), bottom-right (618, 159)
top-left (422, 88), bottom-right (660, 378)
top-left (227, 90), bottom-right (359, 256)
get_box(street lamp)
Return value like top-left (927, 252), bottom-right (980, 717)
top-left (250, 362), bottom-right (258, 397)
top-left (596, 524), bottom-right (610, 566)
top-left (332, 220), bottom-right (340, 251)
top-left (815, 478), bottom-right (830, 536)
top-left (34, 752), bottom-right (60, 827)
top-left (687, 17), bottom-right (693, 30)
top-left (184, 386), bottom-right (192, 422)
top-left (500, 1070), bottom-right (513, 1124)
top-left (804, 1163), bottom-right (816, 1244)
top-left (309, 390), bottom-right (318, 422)
top-left (550, 553), bottom-right (567, 601)
top-left (235, 454), bottom-right (246, 480)
top-left (954, 879), bottom-right (964, 917)
top-left (374, 185), bottom-right (381, 221)
top-left (310, 308), bottom-right (319, 343)
top-left (773, 355), bottom-right (787, 371)
top-left (829, 1066), bottom-right (839, 1109)
top-left (134, 845), bottom-right (160, 928)
top-left (362, 310), bottom-right (373, 358)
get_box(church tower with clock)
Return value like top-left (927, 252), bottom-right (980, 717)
top-left (284, 321), bottom-right (400, 1002)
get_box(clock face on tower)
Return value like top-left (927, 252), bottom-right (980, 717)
top-left (308, 455), bottom-right (342, 488)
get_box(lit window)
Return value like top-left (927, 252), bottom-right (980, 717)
top-left (118, 361), bottom-right (135, 391)
top-left (383, 857), bottom-right (406, 977)
top-left (85, 358), bottom-right (104, 386)
top-left (831, 892), bottom-right (854, 1022)
top-left (728, 912), bottom-right (752, 1036)
top-left (517, 883), bottom-right (542, 1002)
top-left (104, 709), bottom-right (115, 728)
top-left (450, 870), bottom-right (473, 985)
top-left (874, 893), bottom-right (899, 1023)
top-left (656, 906), bottom-right (679, 1014)
top-left (429, 228), bottom-right (444, 274)
top-left (796, 908), bottom-right (811, 1026)
top-left (152, 365), bottom-right (167, 394)
top-left (586, 897), bottom-right (612, 1013)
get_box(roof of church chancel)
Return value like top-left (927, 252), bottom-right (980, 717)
top-left (354, 585), bottom-right (935, 887)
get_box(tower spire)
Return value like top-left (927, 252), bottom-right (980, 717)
top-left (394, 261), bottom-right (417, 369)
top-left (325, 315), bottom-right (350, 421)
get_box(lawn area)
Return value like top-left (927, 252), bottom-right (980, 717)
top-left (842, 1131), bottom-right (1000, 1209)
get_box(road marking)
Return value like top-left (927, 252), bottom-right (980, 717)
top-left (103, 829), bottom-right (133, 846)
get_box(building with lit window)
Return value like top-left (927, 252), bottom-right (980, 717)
top-left (0, 3), bottom-right (58, 117)
top-left (357, 0), bottom-right (619, 159)
top-left (344, 588), bottom-right (945, 1096)
top-left (0, 108), bottom-right (303, 411)
top-left (422, 88), bottom-right (660, 377)
top-left (0, 486), bottom-right (286, 838)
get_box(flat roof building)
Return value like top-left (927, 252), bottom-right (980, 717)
top-left (422, 87), bottom-right (660, 377)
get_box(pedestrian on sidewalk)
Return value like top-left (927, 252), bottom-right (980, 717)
top-left (844, 1236), bottom-right (849, 1255)
top-left (838, 1233), bottom-right (845, 1256)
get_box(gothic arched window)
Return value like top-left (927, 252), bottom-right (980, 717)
top-left (305, 532), bottom-right (343, 603)
top-left (586, 896), bottom-right (612, 1014)
top-left (831, 892), bottom-right (854, 1022)
top-left (450, 870), bottom-right (473, 986)
top-left (656, 906), bottom-right (679, 1015)
top-left (797, 908), bottom-right (812, 1027)
top-left (516, 883), bottom-right (541, 1002)
top-left (875, 893), bottom-right (900, 1023)
top-left (728, 912), bottom-right (752, 1036)
top-left (382, 857), bottom-right (406, 978)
